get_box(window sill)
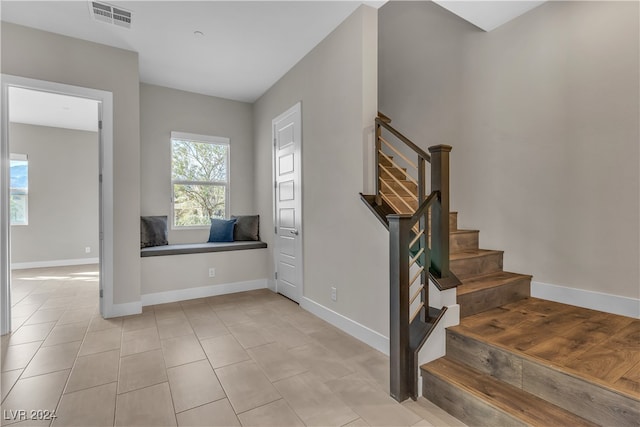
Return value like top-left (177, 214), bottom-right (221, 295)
top-left (141, 241), bottom-right (267, 257)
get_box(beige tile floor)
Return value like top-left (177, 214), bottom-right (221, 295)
top-left (1, 265), bottom-right (466, 427)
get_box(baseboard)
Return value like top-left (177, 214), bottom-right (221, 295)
top-left (141, 278), bottom-right (268, 307)
top-left (104, 300), bottom-right (142, 318)
top-left (531, 281), bottom-right (640, 318)
top-left (300, 297), bottom-right (390, 356)
top-left (11, 257), bottom-right (99, 270)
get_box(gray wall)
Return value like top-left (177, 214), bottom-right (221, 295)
top-left (2, 22), bottom-right (141, 305)
top-left (254, 6), bottom-right (390, 335)
top-left (379, 1), bottom-right (639, 299)
top-left (140, 83), bottom-right (255, 244)
top-left (9, 123), bottom-right (99, 264)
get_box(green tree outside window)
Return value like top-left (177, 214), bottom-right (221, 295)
top-left (171, 134), bottom-right (229, 227)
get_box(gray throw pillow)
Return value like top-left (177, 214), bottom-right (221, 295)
top-left (231, 215), bottom-right (260, 241)
top-left (140, 216), bottom-right (169, 248)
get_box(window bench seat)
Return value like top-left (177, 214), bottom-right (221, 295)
top-left (141, 241), bottom-right (267, 257)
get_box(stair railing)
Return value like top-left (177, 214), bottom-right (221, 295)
top-left (375, 113), bottom-right (460, 401)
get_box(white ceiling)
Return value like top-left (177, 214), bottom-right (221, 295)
top-left (1, 1), bottom-right (383, 103)
top-left (9, 87), bottom-right (100, 132)
top-left (2, 1), bottom-right (546, 130)
top-left (433, 1), bottom-right (545, 32)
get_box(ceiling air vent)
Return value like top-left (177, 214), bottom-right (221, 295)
top-left (89, 1), bottom-right (132, 29)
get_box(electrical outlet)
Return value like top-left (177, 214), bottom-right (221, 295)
top-left (208, 268), bottom-right (216, 278)
top-left (85, 246), bottom-right (91, 254)
top-left (330, 286), bottom-right (337, 302)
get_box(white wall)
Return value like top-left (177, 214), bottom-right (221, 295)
top-left (140, 83), bottom-right (255, 244)
top-left (9, 123), bottom-right (98, 266)
top-left (2, 22), bottom-right (141, 306)
top-left (254, 6), bottom-right (391, 339)
top-left (141, 249), bottom-right (268, 299)
top-left (379, 1), bottom-right (639, 303)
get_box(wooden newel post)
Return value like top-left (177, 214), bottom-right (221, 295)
top-left (388, 214), bottom-right (411, 402)
top-left (428, 145), bottom-right (452, 280)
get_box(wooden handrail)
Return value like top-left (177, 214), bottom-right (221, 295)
top-left (375, 117), bottom-right (431, 163)
top-left (411, 191), bottom-right (439, 223)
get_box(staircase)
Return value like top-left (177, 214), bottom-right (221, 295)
top-left (362, 113), bottom-right (640, 426)
top-left (370, 143), bottom-right (533, 318)
top-left (422, 299), bottom-right (640, 426)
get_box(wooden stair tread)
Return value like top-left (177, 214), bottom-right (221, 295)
top-left (450, 299), bottom-right (640, 402)
top-left (457, 271), bottom-right (532, 296)
top-left (449, 249), bottom-right (503, 261)
top-left (422, 357), bottom-right (598, 427)
top-left (450, 229), bottom-right (479, 235)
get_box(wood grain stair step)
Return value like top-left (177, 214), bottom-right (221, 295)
top-left (416, 229), bottom-right (479, 254)
top-left (379, 155), bottom-right (394, 167)
top-left (450, 229), bottom-right (479, 253)
top-left (450, 249), bottom-right (503, 279)
top-left (421, 357), bottom-right (597, 427)
top-left (457, 271), bottom-right (531, 317)
top-left (445, 320), bottom-right (640, 426)
top-left (378, 195), bottom-right (459, 230)
top-left (381, 166), bottom-right (410, 180)
top-left (380, 179), bottom-right (418, 194)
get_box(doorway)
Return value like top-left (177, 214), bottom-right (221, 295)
top-left (1, 75), bottom-right (114, 335)
top-left (272, 102), bottom-right (303, 303)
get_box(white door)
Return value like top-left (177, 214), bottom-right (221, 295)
top-left (273, 102), bottom-right (302, 303)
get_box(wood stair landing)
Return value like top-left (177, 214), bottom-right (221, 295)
top-left (422, 357), bottom-right (598, 427)
top-left (421, 298), bottom-right (640, 427)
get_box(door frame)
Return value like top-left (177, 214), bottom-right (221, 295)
top-left (0, 75), bottom-right (114, 334)
top-left (272, 101), bottom-right (303, 302)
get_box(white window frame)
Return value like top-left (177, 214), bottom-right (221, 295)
top-left (170, 131), bottom-right (230, 229)
top-left (9, 153), bottom-right (28, 226)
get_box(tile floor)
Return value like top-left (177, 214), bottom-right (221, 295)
top-left (1, 265), bottom-right (466, 427)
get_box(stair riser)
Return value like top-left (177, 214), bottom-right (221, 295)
top-left (451, 252), bottom-right (503, 278)
top-left (381, 167), bottom-right (410, 180)
top-left (450, 231), bottom-right (479, 253)
top-left (383, 195), bottom-right (417, 213)
top-left (422, 369), bottom-right (528, 427)
top-left (421, 231), bottom-right (479, 254)
top-left (379, 156), bottom-right (393, 167)
top-left (446, 330), bottom-right (523, 388)
top-left (457, 277), bottom-right (530, 317)
top-left (445, 330), bottom-right (639, 426)
top-left (380, 197), bottom-right (458, 230)
top-left (380, 183), bottom-right (416, 199)
top-left (522, 360), bottom-right (639, 427)
top-left (380, 179), bottom-right (418, 194)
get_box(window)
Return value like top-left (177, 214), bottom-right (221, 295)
top-left (10, 153), bottom-right (28, 226)
top-left (171, 132), bottom-right (229, 228)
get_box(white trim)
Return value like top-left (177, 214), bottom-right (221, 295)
top-left (9, 153), bottom-right (27, 161)
top-left (141, 278), bottom-right (268, 307)
top-left (300, 296), bottom-right (390, 356)
top-left (267, 278), bottom-right (276, 292)
top-left (105, 301), bottom-right (142, 318)
top-left (531, 281), bottom-right (640, 319)
top-left (11, 258), bottom-right (99, 270)
top-left (1, 79), bottom-right (11, 334)
top-left (170, 131), bottom-right (231, 228)
top-left (1, 75), bottom-right (114, 330)
top-left (416, 302), bottom-right (460, 398)
top-left (171, 131), bottom-right (229, 146)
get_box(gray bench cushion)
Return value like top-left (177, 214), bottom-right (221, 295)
top-left (141, 241), bottom-right (267, 257)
